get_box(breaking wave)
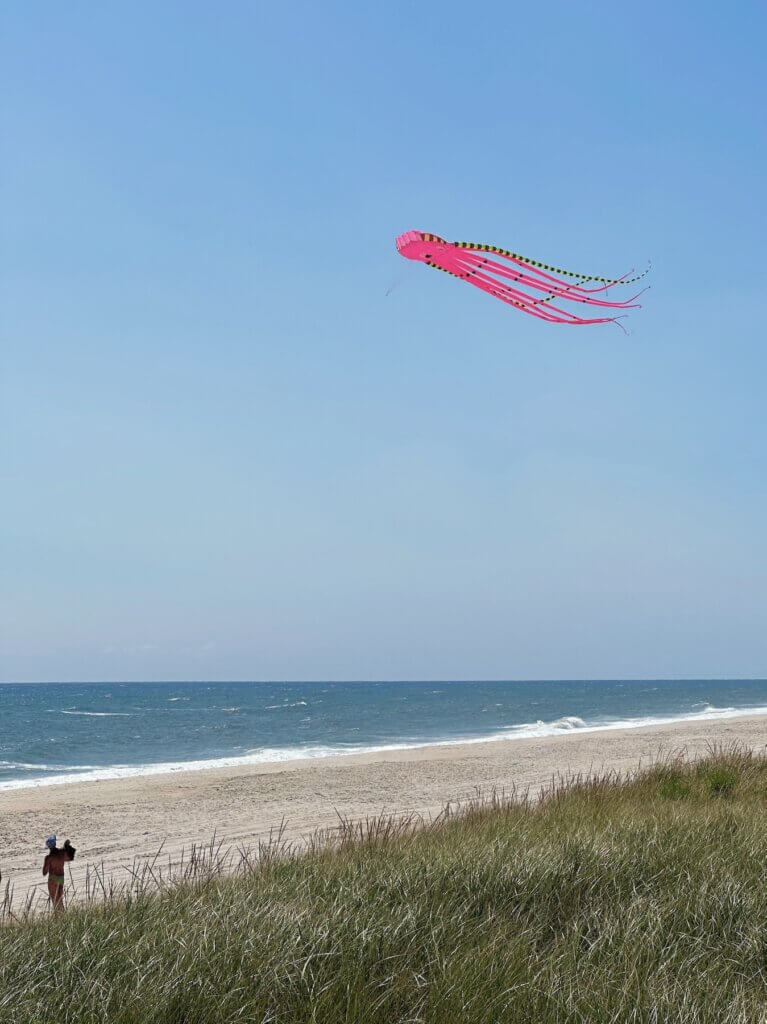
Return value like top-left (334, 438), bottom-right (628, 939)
top-left (2, 702), bottom-right (766, 792)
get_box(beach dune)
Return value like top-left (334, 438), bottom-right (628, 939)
top-left (2, 714), bottom-right (765, 912)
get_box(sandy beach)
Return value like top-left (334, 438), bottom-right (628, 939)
top-left (3, 713), bottom-right (765, 911)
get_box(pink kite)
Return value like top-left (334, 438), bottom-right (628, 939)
top-left (395, 231), bottom-right (649, 326)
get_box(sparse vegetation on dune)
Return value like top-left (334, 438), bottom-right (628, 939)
top-left (3, 746), bottom-right (767, 1023)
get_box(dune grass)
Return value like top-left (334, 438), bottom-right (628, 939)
top-left (3, 746), bottom-right (767, 1022)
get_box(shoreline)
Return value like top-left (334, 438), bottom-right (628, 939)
top-left (4, 703), bottom-right (767, 793)
top-left (3, 712), bottom-right (767, 912)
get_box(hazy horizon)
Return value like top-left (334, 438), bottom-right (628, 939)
top-left (2, 677), bottom-right (766, 687)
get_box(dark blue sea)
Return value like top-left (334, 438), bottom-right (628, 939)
top-left (1, 680), bottom-right (766, 790)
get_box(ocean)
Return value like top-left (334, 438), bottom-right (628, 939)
top-left (1, 679), bottom-right (766, 791)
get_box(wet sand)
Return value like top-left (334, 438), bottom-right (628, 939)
top-left (2, 713), bottom-right (765, 912)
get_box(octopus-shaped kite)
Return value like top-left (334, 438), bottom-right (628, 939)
top-left (396, 231), bottom-right (649, 327)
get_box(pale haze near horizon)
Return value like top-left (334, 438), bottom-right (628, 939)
top-left (2, 3), bottom-right (766, 683)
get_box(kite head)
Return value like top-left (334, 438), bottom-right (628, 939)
top-left (395, 230), bottom-right (450, 264)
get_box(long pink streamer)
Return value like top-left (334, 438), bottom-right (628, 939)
top-left (437, 254), bottom-right (612, 324)
top-left (450, 252), bottom-right (646, 310)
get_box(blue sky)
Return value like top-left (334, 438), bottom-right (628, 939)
top-left (2, 2), bottom-right (765, 682)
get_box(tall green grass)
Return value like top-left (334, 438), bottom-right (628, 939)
top-left (3, 747), bottom-right (767, 1023)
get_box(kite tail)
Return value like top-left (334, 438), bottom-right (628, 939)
top-left (435, 253), bottom-right (620, 325)
top-left (449, 252), bottom-right (646, 311)
top-left (452, 241), bottom-right (651, 290)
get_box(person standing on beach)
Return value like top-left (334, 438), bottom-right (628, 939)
top-left (42, 835), bottom-right (75, 911)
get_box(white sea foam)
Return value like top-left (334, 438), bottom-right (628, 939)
top-left (0, 760), bottom-right (100, 772)
top-left (57, 710), bottom-right (133, 717)
top-left (2, 703), bottom-right (767, 791)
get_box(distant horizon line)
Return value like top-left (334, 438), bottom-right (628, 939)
top-left (2, 677), bottom-right (766, 686)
